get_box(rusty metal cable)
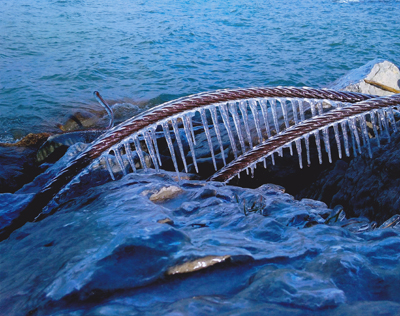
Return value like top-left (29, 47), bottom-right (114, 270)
top-left (209, 94), bottom-right (400, 183)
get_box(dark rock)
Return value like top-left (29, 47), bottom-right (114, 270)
top-left (293, 131), bottom-right (400, 224)
top-left (0, 138), bottom-right (50, 193)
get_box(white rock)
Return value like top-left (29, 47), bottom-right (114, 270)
top-left (149, 185), bottom-right (184, 202)
top-left (329, 59), bottom-right (400, 96)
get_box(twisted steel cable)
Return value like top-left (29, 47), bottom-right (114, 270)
top-left (209, 94), bottom-right (400, 183)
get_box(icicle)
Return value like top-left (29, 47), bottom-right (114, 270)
top-left (270, 99), bottom-right (280, 133)
top-left (388, 108), bottom-right (397, 132)
top-left (229, 102), bottom-right (247, 154)
top-left (378, 109), bottom-right (391, 141)
top-left (200, 108), bottom-right (217, 171)
top-left (298, 99), bottom-right (306, 122)
top-left (279, 98), bottom-right (290, 129)
top-left (316, 101), bottom-right (324, 115)
top-left (347, 119), bottom-right (358, 157)
top-left (133, 135), bottom-right (148, 171)
top-left (314, 130), bottom-right (323, 164)
top-left (143, 129), bottom-right (160, 172)
top-left (103, 155), bottom-right (115, 180)
top-left (220, 103), bottom-right (239, 158)
top-left (112, 145), bottom-right (127, 175)
top-left (271, 152), bottom-right (276, 165)
top-left (249, 100), bottom-right (263, 144)
top-left (370, 110), bottom-right (380, 147)
top-left (187, 116), bottom-right (196, 145)
top-left (321, 116), bottom-right (331, 155)
top-left (349, 117), bottom-right (362, 154)
top-left (182, 114), bottom-right (199, 172)
top-left (259, 99), bottom-right (271, 138)
top-left (239, 101), bottom-right (253, 148)
top-left (162, 122), bottom-right (180, 180)
top-left (263, 158), bottom-right (267, 169)
top-left (377, 109), bottom-right (383, 132)
top-left (292, 99), bottom-right (299, 124)
top-left (289, 142), bottom-right (294, 156)
top-left (150, 128), bottom-right (162, 166)
top-left (358, 116), bottom-right (369, 147)
top-left (360, 115), bottom-right (372, 158)
top-left (124, 140), bottom-right (137, 173)
top-left (304, 134), bottom-right (311, 165)
top-left (246, 167), bottom-right (249, 175)
top-left (310, 100), bottom-right (322, 162)
top-left (209, 106), bottom-right (226, 166)
top-left (295, 139), bottom-right (303, 169)
top-left (341, 121), bottom-right (351, 157)
top-left (321, 124), bottom-right (330, 154)
top-left (171, 118), bottom-right (188, 173)
top-left (309, 99), bottom-right (317, 117)
top-left (250, 164), bottom-right (255, 178)
top-left (322, 127), bottom-right (332, 163)
top-left (333, 123), bottom-right (342, 159)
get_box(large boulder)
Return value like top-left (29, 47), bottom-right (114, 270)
top-left (329, 59), bottom-right (400, 96)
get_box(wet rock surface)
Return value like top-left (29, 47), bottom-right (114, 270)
top-left (0, 171), bottom-right (400, 315)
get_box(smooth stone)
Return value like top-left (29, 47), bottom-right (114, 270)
top-left (149, 185), bottom-right (184, 202)
top-left (157, 217), bottom-right (174, 225)
top-left (166, 255), bottom-right (231, 275)
top-left (329, 59), bottom-right (400, 96)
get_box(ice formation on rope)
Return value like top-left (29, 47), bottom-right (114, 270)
top-left (209, 94), bottom-right (400, 183)
top-left (87, 92), bottom-right (370, 182)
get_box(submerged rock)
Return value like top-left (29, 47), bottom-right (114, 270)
top-left (0, 132), bottom-right (50, 147)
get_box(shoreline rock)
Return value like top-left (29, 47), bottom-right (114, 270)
top-left (329, 59), bottom-right (400, 96)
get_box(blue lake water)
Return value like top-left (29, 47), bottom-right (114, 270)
top-left (1, 0), bottom-right (400, 141)
top-left (2, 1), bottom-right (400, 314)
